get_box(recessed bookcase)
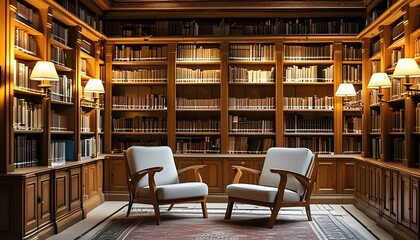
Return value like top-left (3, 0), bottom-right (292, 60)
top-left (360, 0), bottom-right (420, 167)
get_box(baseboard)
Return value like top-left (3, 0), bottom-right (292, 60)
top-left (83, 194), bottom-right (105, 216)
top-left (55, 209), bottom-right (84, 233)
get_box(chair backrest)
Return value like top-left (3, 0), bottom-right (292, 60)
top-left (125, 146), bottom-right (179, 188)
top-left (259, 147), bottom-right (314, 196)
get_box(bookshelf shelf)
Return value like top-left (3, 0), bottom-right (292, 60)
top-left (14, 19), bottom-right (43, 36)
top-left (112, 132), bottom-right (168, 135)
top-left (283, 133), bottom-right (334, 136)
top-left (14, 49), bottom-right (42, 61)
top-left (112, 61), bottom-right (167, 66)
top-left (51, 131), bottom-right (75, 135)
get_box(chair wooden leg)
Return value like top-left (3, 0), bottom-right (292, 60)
top-left (152, 203), bottom-right (161, 225)
top-left (201, 200), bottom-right (208, 218)
top-left (224, 199), bottom-right (234, 220)
top-left (305, 204), bottom-right (312, 221)
top-left (126, 201), bottom-right (133, 217)
top-left (268, 206), bottom-right (281, 229)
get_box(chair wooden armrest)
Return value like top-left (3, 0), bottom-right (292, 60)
top-left (270, 169), bottom-right (314, 202)
top-left (127, 166), bottom-right (163, 198)
top-left (231, 165), bottom-right (261, 184)
top-left (177, 165), bottom-right (206, 182)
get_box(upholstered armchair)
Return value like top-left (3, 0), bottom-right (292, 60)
top-left (224, 147), bottom-right (318, 228)
top-left (124, 146), bottom-right (208, 225)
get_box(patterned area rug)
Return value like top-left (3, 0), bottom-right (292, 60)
top-left (78, 205), bottom-right (376, 240)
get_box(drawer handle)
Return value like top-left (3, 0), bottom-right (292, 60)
top-left (37, 196), bottom-right (44, 204)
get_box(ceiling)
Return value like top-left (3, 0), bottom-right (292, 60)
top-left (95, 0), bottom-right (366, 19)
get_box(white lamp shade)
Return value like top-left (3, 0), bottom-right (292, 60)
top-left (336, 83), bottom-right (356, 96)
top-left (393, 58), bottom-right (420, 78)
top-left (368, 72), bottom-right (392, 88)
top-left (84, 79), bottom-right (105, 93)
top-left (30, 61), bottom-right (59, 81)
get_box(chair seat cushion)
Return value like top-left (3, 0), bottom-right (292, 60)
top-left (137, 182), bottom-right (208, 200)
top-left (226, 183), bottom-right (301, 203)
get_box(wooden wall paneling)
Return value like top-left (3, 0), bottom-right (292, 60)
top-left (316, 159), bottom-right (337, 194)
top-left (54, 170), bottom-right (70, 219)
top-left (338, 160), bottom-right (356, 194)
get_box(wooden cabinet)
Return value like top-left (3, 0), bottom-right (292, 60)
top-left (103, 155), bottom-right (128, 200)
top-left (383, 169), bottom-right (398, 221)
top-left (177, 156), bottom-right (224, 194)
top-left (313, 157), bottom-right (355, 203)
top-left (24, 173), bottom-right (52, 236)
top-left (82, 160), bottom-right (104, 214)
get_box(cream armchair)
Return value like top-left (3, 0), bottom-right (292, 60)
top-left (224, 147), bottom-right (318, 228)
top-left (124, 146), bottom-right (208, 224)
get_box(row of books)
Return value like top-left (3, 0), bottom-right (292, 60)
top-left (227, 136), bottom-right (273, 154)
top-left (283, 96), bottom-right (334, 110)
top-left (176, 68), bottom-right (221, 82)
top-left (112, 68), bottom-right (167, 83)
top-left (81, 111), bottom-right (91, 132)
top-left (284, 115), bottom-right (334, 133)
top-left (371, 110), bottom-right (381, 133)
top-left (370, 38), bottom-right (381, 57)
top-left (14, 28), bottom-right (38, 56)
top-left (342, 137), bottom-right (362, 154)
top-left (81, 137), bottom-right (96, 158)
top-left (392, 20), bottom-right (405, 42)
top-left (105, 18), bottom-right (364, 37)
top-left (391, 109), bottom-right (405, 132)
top-left (342, 64), bottom-right (362, 83)
top-left (112, 94), bottom-right (167, 109)
top-left (51, 111), bottom-right (68, 131)
top-left (392, 137), bottom-right (405, 163)
top-left (79, 6), bottom-right (97, 30)
top-left (51, 75), bottom-right (73, 103)
top-left (55, 0), bottom-right (76, 16)
top-left (176, 98), bottom-right (220, 109)
top-left (51, 20), bottom-right (69, 46)
top-left (112, 116), bottom-right (167, 132)
top-left (176, 119), bottom-right (220, 132)
top-left (391, 77), bottom-right (405, 100)
top-left (284, 65), bottom-right (333, 82)
top-left (51, 45), bottom-right (67, 67)
top-left (229, 44), bottom-right (275, 61)
top-left (391, 48), bottom-right (405, 68)
top-left (13, 97), bottom-right (43, 131)
top-left (114, 45), bottom-right (168, 61)
top-left (81, 39), bottom-right (92, 55)
top-left (371, 60), bottom-right (381, 74)
top-left (15, 1), bottom-right (40, 30)
top-left (284, 44), bottom-right (333, 61)
top-left (283, 136), bottom-right (333, 154)
top-left (229, 66), bottom-right (275, 83)
top-left (81, 58), bottom-right (87, 75)
top-left (343, 45), bottom-right (362, 61)
top-left (344, 116), bottom-right (362, 133)
top-left (343, 90), bottom-right (363, 110)
top-left (228, 115), bottom-right (274, 133)
top-left (415, 39), bottom-right (420, 58)
top-left (370, 89), bottom-right (380, 105)
top-left (228, 97), bottom-right (275, 110)
top-left (14, 135), bottom-right (38, 168)
top-left (50, 140), bottom-right (73, 166)
top-left (111, 139), bottom-right (164, 153)
top-left (176, 45), bottom-right (220, 61)
top-left (13, 60), bottom-right (39, 91)
top-left (175, 136), bottom-right (221, 154)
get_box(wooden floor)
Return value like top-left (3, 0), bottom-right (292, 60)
top-left (47, 201), bottom-right (393, 240)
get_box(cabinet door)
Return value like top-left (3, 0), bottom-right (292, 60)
top-left (105, 157), bottom-right (127, 192)
top-left (337, 160), bottom-right (355, 194)
top-left (410, 178), bottom-right (419, 234)
top-left (383, 169), bottom-right (398, 220)
top-left (368, 165), bottom-right (381, 209)
top-left (55, 170), bottom-right (70, 218)
top-left (201, 158), bottom-right (223, 194)
top-left (316, 160), bottom-right (337, 194)
top-left (69, 167), bottom-right (82, 211)
top-left (96, 160), bottom-right (103, 194)
top-left (356, 161), bottom-right (368, 200)
top-left (24, 176), bottom-right (38, 234)
top-left (37, 173), bottom-right (51, 229)
top-left (399, 174), bottom-right (411, 228)
top-left (87, 163), bottom-right (98, 198)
